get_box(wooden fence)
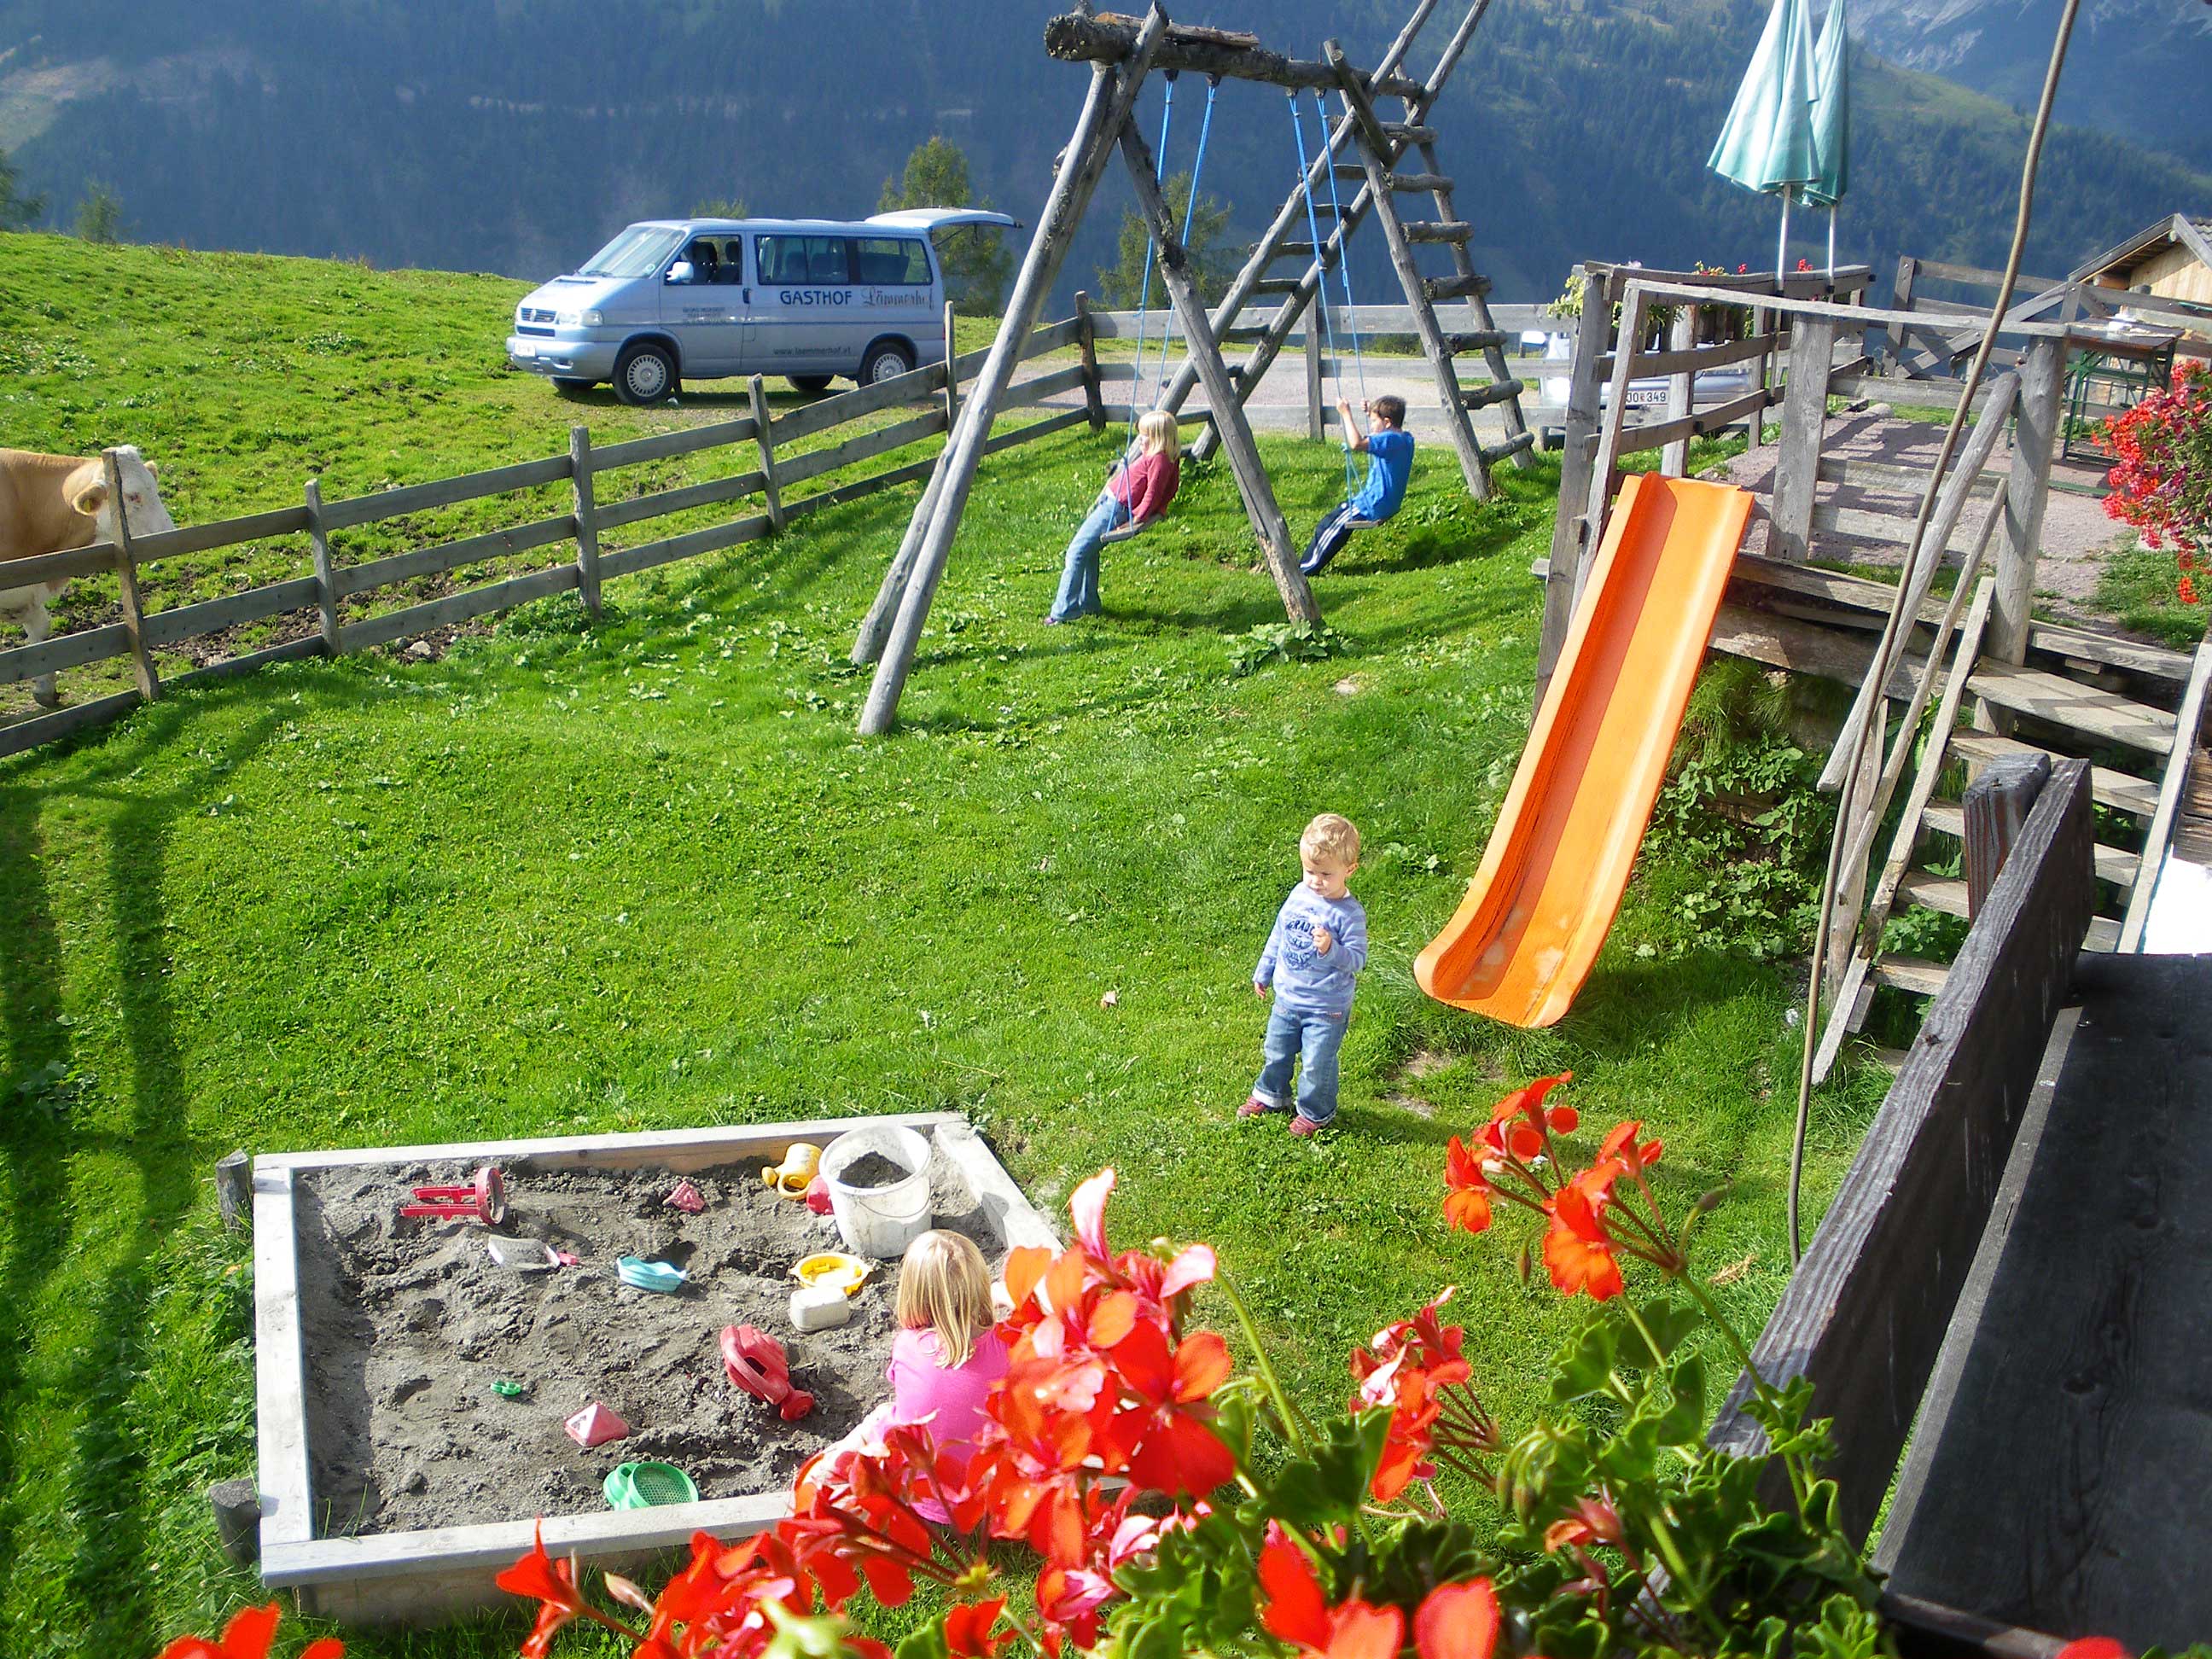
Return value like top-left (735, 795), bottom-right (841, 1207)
top-left (1887, 253), bottom-right (2212, 378)
top-left (1, 311), bottom-right (1158, 764)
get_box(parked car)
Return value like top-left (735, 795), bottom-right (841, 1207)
top-left (1537, 333), bottom-right (1759, 448)
top-left (506, 209), bottom-right (1017, 404)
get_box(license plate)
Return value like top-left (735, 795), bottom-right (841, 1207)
top-left (1626, 385), bottom-right (1666, 407)
top-left (513, 345), bottom-right (536, 359)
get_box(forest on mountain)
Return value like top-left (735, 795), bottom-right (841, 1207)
top-left (1, 0), bottom-right (2204, 304)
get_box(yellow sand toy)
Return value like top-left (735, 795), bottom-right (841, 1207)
top-left (761, 1143), bottom-right (822, 1197)
top-left (791, 1252), bottom-right (871, 1297)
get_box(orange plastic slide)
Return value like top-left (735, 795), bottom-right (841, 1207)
top-left (1415, 474), bottom-right (1755, 1027)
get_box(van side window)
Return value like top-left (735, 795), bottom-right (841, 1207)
top-left (853, 238), bottom-right (930, 286)
top-left (758, 236), bottom-right (852, 286)
top-left (709, 236), bottom-right (746, 284)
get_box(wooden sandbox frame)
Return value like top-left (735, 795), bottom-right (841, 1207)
top-left (251, 1111), bottom-right (1057, 1625)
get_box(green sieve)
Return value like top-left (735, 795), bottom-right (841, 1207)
top-left (602, 1461), bottom-right (700, 1511)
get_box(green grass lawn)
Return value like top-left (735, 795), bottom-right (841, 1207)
top-left (1, 237), bottom-right (1882, 1657)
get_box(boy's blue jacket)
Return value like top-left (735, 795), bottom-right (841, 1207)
top-left (1351, 428), bottom-right (1414, 521)
top-left (1254, 887), bottom-right (1368, 1014)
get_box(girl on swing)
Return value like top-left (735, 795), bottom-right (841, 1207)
top-left (1045, 409), bottom-right (1180, 624)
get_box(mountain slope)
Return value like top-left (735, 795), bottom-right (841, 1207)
top-left (2, 0), bottom-right (2206, 305)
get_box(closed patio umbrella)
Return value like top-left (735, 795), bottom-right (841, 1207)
top-left (1806, 0), bottom-right (1852, 275)
top-left (1708, 0), bottom-right (1822, 279)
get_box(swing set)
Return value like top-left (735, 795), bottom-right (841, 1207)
top-left (854, 3), bottom-right (1531, 735)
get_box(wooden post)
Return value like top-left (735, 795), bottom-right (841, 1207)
top-left (305, 476), bottom-right (342, 655)
top-left (1074, 291), bottom-right (1106, 431)
top-left (207, 1478), bottom-right (261, 1568)
top-left (859, 17), bottom-right (1167, 736)
top-left (1537, 264), bottom-right (1615, 696)
top-left (1325, 38), bottom-right (1492, 501)
top-left (1575, 281), bottom-right (1653, 604)
top-left (1826, 699), bottom-right (1883, 1001)
top-left (1991, 335), bottom-right (2063, 667)
top-left (1304, 289), bottom-right (1325, 442)
top-left (568, 426), bottom-right (602, 616)
top-left (103, 448), bottom-right (160, 701)
top-left (1660, 304), bottom-right (1695, 479)
top-left (1965, 749), bottom-right (2052, 917)
top-left (1115, 118), bottom-right (1318, 620)
top-left (1888, 254), bottom-right (1918, 370)
top-left (748, 375), bottom-right (786, 533)
top-left (215, 1150), bottom-right (252, 1232)
top-left (941, 300), bottom-right (961, 434)
top-left (1770, 313), bottom-right (1838, 562)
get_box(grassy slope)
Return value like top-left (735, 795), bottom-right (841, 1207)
top-left (0, 238), bottom-right (1883, 1656)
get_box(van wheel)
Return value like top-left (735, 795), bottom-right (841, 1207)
top-left (551, 377), bottom-right (595, 396)
top-left (859, 341), bottom-right (915, 385)
top-left (789, 375), bottom-right (833, 395)
top-left (614, 343), bottom-right (677, 405)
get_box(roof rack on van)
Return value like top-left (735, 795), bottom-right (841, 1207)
top-left (865, 209), bottom-right (1023, 234)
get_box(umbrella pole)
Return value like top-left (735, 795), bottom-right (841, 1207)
top-left (1777, 185), bottom-right (1791, 281)
top-left (1827, 204), bottom-right (1837, 276)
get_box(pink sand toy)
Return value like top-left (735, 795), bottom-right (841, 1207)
top-left (665, 1179), bottom-right (707, 1214)
top-left (566, 1401), bottom-right (630, 1448)
top-left (719, 1324), bottom-right (814, 1422)
top-left (399, 1165), bottom-right (506, 1225)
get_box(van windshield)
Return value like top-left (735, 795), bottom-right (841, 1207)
top-left (576, 226), bottom-right (686, 279)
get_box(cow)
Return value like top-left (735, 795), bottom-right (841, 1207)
top-left (2, 445), bottom-right (178, 708)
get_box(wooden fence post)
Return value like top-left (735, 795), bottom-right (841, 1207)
top-left (1887, 254), bottom-right (1918, 369)
top-left (215, 1150), bottom-right (252, 1231)
top-left (1074, 291), bottom-right (1106, 432)
top-left (942, 300), bottom-right (962, 434)
top-left (1304, 288), bottom-right (1326, 442)
top-left (1991, 335), bottom-right (2063, 667)
top-left (1575, 281), bottom-right (1653, 603)
top-left (748, 375), bottom-right (787, 533)
top-left (1770, 313), bottom-right (1838, 562)
top-left (103, 448), bottom-right (160, 701)
top-left (568, 427), bottom-right (602, 616)
top-left (1537, 264), bottom-right (1615, 696)
top-left (1660, 303), bottom-right (1695, 479)
top-left (1965, 749), bottom-right (2052, 917)
top-left (305, 476), bottom-right (342, 655)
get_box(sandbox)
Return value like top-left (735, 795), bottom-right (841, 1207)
top-left (252, 1113), bottom-right (1056, 1625)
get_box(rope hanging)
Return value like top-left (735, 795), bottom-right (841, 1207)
top-left (1126, 71), bottom-right (1179, 442)
top-left (1287, 90), bottom-right (1358, 499)
top-left (1313, 88), bottom-right (1369, 411)
top-left (1147, 74), bottom-right (1220, 409)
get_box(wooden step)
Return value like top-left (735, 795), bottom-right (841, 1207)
top-left (1897, 871), bottom-right (1969, 918)
top-left (1870, 1046), bottom-right (1910, 1074)
top-left (1403, 221), bottom-right (1474, 244)
top-left (1388, 172), bottom-right (1455, 192)
top-left (1874, 954), bottom-right (1949, 996)
top-left (1381, 124), bottom-right (1439, 143)
top-left (1274, 242), bottom-right (1336, 262)
top-left (1447, 329), bottom-right (1507, 354)
top-left (1251, 276), bottom-right (1307, 296)
top-left (1948, 733), bottom-right (2161, 818)
top-left (1921, 800), bottom-right (2140, 885)
top-left (1481, 432), bottom-right (1537, 464)
top-left (1424, 273), bottom-right (1491, 302)
top-left (1461, 378), bottom-right (1526, 409)
top-left (1965, 661), bottom-right (2177, 757)
top-left (2086, 915), bottom-right (2122, 952)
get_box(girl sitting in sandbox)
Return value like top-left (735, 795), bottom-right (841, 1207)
top-left (805, 1230), bottom-right (1010, 1499)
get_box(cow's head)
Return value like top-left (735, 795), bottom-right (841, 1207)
top-left (65, 446), bottom-right (178, 544)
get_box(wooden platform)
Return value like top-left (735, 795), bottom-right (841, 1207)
top-left (1877, 953), bottom-right (2212, 1651)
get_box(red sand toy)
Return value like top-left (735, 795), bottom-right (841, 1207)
top-left (719, 1324), bottom-right (814, 1421)
top-left (565, 1401), bottom-right (630, 1448)
top-left (399, 1165), bottom-right (506, 1226)
top-left (665, 1179), bottom-right (707, 1214)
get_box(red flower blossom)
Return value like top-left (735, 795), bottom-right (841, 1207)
top-left (2055, 1641), bottom-right (2130, 1659)
top-left (1598, 1119), bottom-right (1662, 1173)
top-left (1543, 1172), bottom-right (1625, 1301)
top-left (1351, 1289), bottom-right (1491, 1500)
top-left (2181, 574), bottom-right (2200, 606)
top-left (943, 1597), bottom-right (1012, 1658)
top-left (158, 1605), bottom-right (343, 1659)
top-left (1259, 1533), bottom-right (1503, 1659)
top-left (495, 1525), bottom-right (597, 1656)
top-left (1443, 1135), bottom-right (1497, 1234)
top-left (1481, 1072), bottom-right (1576, 1161)
top-left (1412, 1579), bottom-right (1502, 1659)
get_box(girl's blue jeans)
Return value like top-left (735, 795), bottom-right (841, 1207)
top-left (1252, 1001), bottom-right (1347, 1124)
top-left (1050, 491), bottom-right (1122, 620)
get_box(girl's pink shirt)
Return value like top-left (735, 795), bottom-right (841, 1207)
top-left (1108, 451), bottom-right (1180, 525)
top-left (886, 1325), bottom-right (1010, 1457)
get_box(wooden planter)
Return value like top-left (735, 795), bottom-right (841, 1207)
top-left (251, 1113), bottom-right (1056, 1625)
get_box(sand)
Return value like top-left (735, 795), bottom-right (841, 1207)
top-left (294, 1153), bottom-right (990, 1537)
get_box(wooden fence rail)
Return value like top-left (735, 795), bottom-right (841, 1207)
top-left (0, 311), bottom-right (1108, 764)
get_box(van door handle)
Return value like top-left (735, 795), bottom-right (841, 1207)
top-left (742, 288), bottom-right (751, 304)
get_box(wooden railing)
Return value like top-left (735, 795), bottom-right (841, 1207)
top-left (1, 315), bottom-right (1114, 764)
top-left (1888, 253), bottom-right (2212, 377)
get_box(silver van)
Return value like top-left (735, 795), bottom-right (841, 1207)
top-left (505, 209), bottom-right (1016, 404)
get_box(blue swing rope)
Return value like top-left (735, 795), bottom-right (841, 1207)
top-left (1126, 73), bottom-right (1179, 446)
top-left (1313, 88), bottom-right (1370, 411)
top-left (1288, 92), bottom-right (1359, 499)
top-left (1148, 74), bottom-right (1220, 409)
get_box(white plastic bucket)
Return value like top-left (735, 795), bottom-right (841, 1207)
top-left (818, 1126), bottom-right (934, 1259)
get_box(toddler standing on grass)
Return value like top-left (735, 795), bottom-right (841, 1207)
top-left (1239, 813), bottom-right (1368, 1137)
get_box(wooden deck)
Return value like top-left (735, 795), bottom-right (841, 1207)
top-left (1876, 952), bottom-right (2212, 1651)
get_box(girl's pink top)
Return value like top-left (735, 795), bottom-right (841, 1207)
top-left (886, 1326), bottom-right (1010, 1458)
top-left (1109, 451), bottom-right (1180, 526)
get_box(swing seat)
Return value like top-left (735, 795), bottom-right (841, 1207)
top-left (1098, 521), bottom-right (1149, 545)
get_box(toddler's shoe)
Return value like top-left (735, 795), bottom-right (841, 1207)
top-left (1289, 1115), bottom-right (1326, 1138)
top-left (1237, 1096), bottom-right (1273, 1119)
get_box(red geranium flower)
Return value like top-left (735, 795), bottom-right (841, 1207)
top-left (1444, 1135), bottom-right (1497, 1234)
top-left (1543, 1172), bottom-right (1625, 1301)
top-left (158, 1605), bottom-right (343, 1659)
top-left (943, 1596), bottom-right (1012, 1658)
top-left (1481, 1072), bottom-right (1576, 1161)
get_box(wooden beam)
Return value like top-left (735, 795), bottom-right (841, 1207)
top-left (568, 427), bottom-right (602, 616)
top-left (1965, 750), bottom-right (2052, 916)
top-left (103, 449), bottom-right (162, 701)
top-left (1770, 315), bottom-right (1839, 561)
top-left (859, 14), bottom-right (1167, 735)
top-left (306, 476), bottom-right (342, 655)
top-left (1991, 336), bottom-right (2063, 667)
top-left (1115, 116), bottom-right (1318, 619)
top-left (1074, 291), bottom-right (1106, 431)
top-left (1537, 264), bottom-right (1615, 696)
top-left (1043, 10), bottom-right (1424, 97)
top-left (2118, 637), bottom-right (2212, 950)
top-left (1708, 759), bottom-right (2095, 1545)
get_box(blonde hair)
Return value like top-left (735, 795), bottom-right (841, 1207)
top-left (1301, 812), bottom-right (1360, 868)
top-left (894, 1231), bottom-right (994, 1369)
top-left (1137, 408), bottom-right (1179, 460)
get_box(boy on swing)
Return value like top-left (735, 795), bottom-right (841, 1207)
top-left (1301, 394), bottom-right (1412, 577)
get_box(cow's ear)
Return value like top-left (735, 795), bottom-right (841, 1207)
top-left (70, 479), bottom-right (109, 516)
